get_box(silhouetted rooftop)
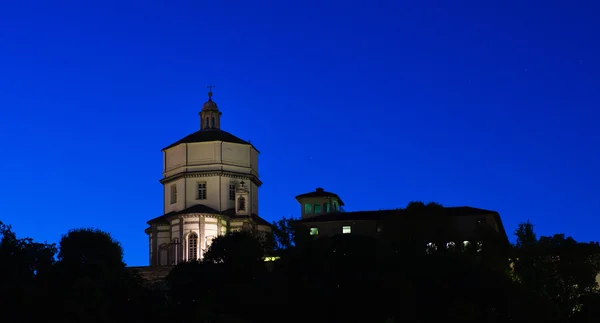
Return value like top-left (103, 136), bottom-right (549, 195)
top-left (297, 206), bottom-right (497, 223)
top-left (295, 187), bottom-right (345, 206)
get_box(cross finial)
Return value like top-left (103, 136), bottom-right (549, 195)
top-left (206, 84), bottom-right (215, 100)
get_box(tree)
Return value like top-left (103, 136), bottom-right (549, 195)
top-left (51, 228), bottom-right (144, 322)
top-left (514, 220), bottom-right (537, 248)
top-left (203, 230), bottom-right (265, 267)
top-left (0, 221), bottom-right (57, 322)
top-left (512, 221), bottom-right (600, 320)
top-left (271, 215), bottom-right (308, 251)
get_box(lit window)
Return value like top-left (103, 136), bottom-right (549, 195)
top-left (310, 227), bottom-right (319, 235)
top-left (324, 203), bottom-right (331, 212)
top-left (229, 184), bottom-right (235, 201)
top-left (197, 183), bottom-right (207, 200)
top-left (304, 204), bottom-right (312, 214)
top-left (188, 233), bottom-right (198, 260)
top-left (342, 226), bottom-right (351, 234)
top-left (463, 241), bottom-right (471, 251)
top-left (220, 225), bottom-right (227, 236)
top-left (238, 196), bottom-right (246, 211)
top-left (426, 242), bottom-right (438, 254)
top-left (170, 185), bottom-right (177, 204)
top-left (314, 204), bottom-right (321, 213)
top-left (446, 242), bottom-right (456, 251)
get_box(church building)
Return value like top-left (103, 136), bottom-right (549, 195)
top-left (145, 88), bottom-right (272, 267)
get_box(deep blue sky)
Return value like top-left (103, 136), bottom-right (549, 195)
top-left (1, 1), bottom-right (598, 266)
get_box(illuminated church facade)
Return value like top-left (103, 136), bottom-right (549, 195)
top-left (145, 88), bottom-right (272, 267)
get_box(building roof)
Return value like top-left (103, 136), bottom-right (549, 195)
top-left (297, 206), bottom-right (497, 223)
top-left (295, 188), bottom-right (345, 206)
top-left (147, 204), bottom-right (272, 227)
top-left (297, 206), bottom-right (509, 244)
top-left (162, 128), bottom-right (252, 151)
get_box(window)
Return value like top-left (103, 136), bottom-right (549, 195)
top-left (205, 117), bottom-right (209, 128)
top-left (229, 184), bottom-right (236, 201)
top-left (188, 233), bottom-right (198, 260)
top-left (197, 182), bottom-right (207, 200)
top-left (446, 242), bottom-right (456, 252)
top-left (310, 227), bottom-right (319, 235)
top-left (462, 241), bottom-right (471, 252)
top-left (159, 247), bottom-right (168, 266)
top-left (333, 201), bottom-right (339, 211)
top-left (211, 117), bottom-right (215, 128)
top-left (238, 196), bottom-right (246, 211)
top-left (220, 225), bottom-right (227, 236)
top-left (426, 242), bottom-right (438, 254)
top-left (324, 203), bottom-right (331, 212)
top-left (171, 238), bottom-right (180, 265)
top-left (170, 185), bottom-right (177, 204)
top-left (314, 204), bottom-right (321, 213)
top-left (304, 204), bottom-right (312, 214)
top-left (342, 226), bottom-right (351, 234)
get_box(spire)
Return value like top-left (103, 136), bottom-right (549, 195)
top-left (207, 84), bottom-right (215, 101)
top-left (199, 84), bottom-right (222, 130)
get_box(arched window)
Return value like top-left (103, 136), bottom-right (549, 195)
top-left (238, 196), bottom-right (246, 211)
top-left (188, 233), bottom-right (198, 260)
top-left (205, 117), bottom-right (209, 128)
top-left (211, 117), bottom-right (215, 128)
top-left (324, 203), bottom-right (330, 213)
top-left (426, 242), bottom-right (438, 255)
top-left (159, 245), bottom-right (168, 266)
top-left (446, 241), bottom-right (456, 252)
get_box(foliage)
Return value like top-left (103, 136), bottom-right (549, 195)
top-left (512, 221), bottom-right (600, 320)
top-left (270, 215), bottom-right (308, 251)
top-left (4, 216), bottom-right (600, 323)
top-left (514, 219), bottom-right (537, 248)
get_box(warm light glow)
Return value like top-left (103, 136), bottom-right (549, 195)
top-left (263, 256), bottom-right (281, 262)
top-left (342, 226), bottom-right (351, 234)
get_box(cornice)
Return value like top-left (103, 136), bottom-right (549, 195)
top-left (160, 170), bottom-right (262, 187)
top-left (148, 213), bottom-right (230, 227)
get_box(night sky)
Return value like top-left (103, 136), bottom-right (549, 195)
top-left (1, 1), bottom-right (598, 266)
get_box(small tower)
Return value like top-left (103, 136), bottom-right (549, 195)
top-left (235, 181), bottom-right (250, 216)
top-left (199, 85), bottom-right (222, 130)
top-left (295, 187), bottom-right (345, 219)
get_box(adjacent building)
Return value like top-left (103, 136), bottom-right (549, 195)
top-left (295, 187), bottom-right (510, 253)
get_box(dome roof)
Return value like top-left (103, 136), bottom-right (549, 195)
top-left (202, 99), bottom-right (219, 111)
top-left (162, 128), bottom-right (253, 151)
